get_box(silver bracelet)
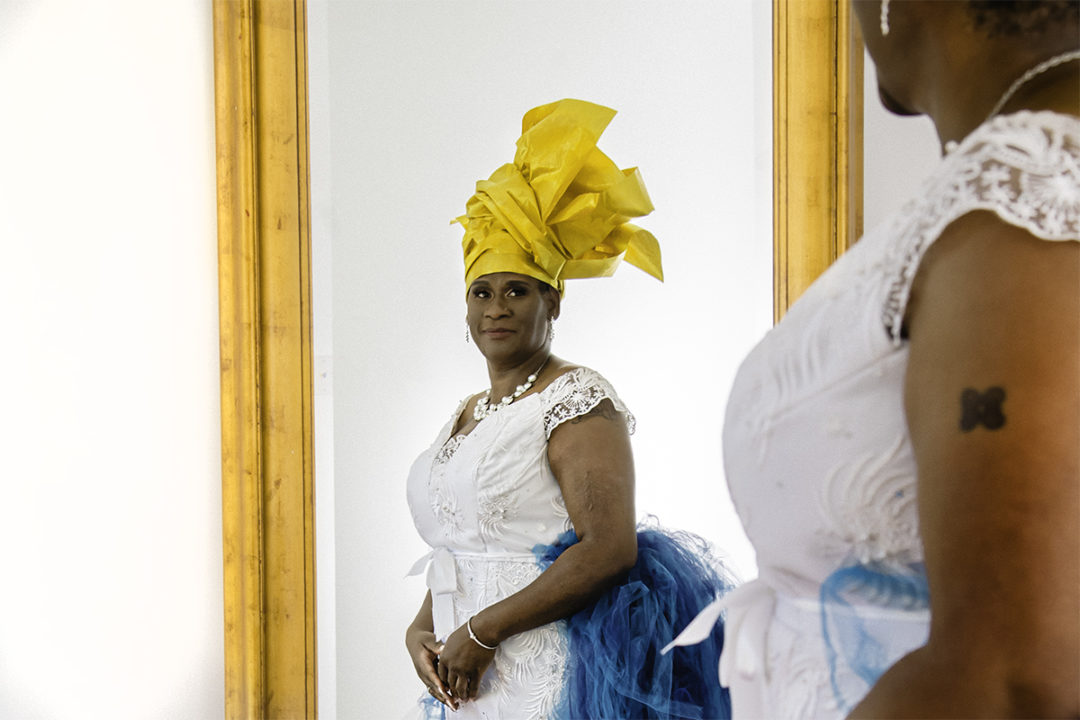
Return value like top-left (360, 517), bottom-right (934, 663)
top-left (466, 616), bottom-right (497, 651)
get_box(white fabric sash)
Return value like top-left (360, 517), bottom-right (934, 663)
top-left (662, 578), bottom-right (778, 688)
top-left (407, 548), bottom-right (540, 640)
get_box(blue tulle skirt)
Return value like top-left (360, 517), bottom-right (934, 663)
top-left (534, 520), bottom-right (733, 720)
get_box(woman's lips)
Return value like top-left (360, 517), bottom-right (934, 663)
top-left (482, 328), bottom-right (514, 339)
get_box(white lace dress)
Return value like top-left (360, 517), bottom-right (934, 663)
top-left (718, 111), bottom-right (1079, 718)
top-left (406, 367), bottom-right (633, 720)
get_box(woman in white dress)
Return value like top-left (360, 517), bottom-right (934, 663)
top-left (405, 99), bottom-right (731, 720)
top-left (672, 1), bottom-right (1079, 717)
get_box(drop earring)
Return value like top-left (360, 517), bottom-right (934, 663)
top-left (547, 318), bottom-right (556, 344)
top-left (465, 321), bottom-right (471, 344)
top-left (880, 0), bottom-right (890, 36)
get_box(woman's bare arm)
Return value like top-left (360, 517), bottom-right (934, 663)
top-left (851, 212), bottom-right (1080, 718)
top-left (435, 397), bottom-right (638, 701)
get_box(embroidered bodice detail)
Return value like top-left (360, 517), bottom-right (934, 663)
top-left (815, 433), bottom-right (920, 569)
top-left (434, 434), bottom-right (466, 466)
top-left (406, 367), bottom-right (632, 720)
top-left (720, 111), bottom-right (1079, 718)
top-left (433, 400), bottom-right (468, 468)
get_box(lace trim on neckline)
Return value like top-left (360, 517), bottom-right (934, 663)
top-left (434, 367), bottom-right (635, 465)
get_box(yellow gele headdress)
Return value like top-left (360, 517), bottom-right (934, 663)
top-left (455, 98), bottom-right (663, 295)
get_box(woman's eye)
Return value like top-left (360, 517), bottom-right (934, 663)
top-left (472, 289), bottom-right (490, 299)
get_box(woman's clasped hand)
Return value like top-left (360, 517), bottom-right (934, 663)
top-left (432, 618), bottom-right (496, 706)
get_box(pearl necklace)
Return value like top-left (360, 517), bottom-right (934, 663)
top-left (984, 49), bottom-right (1080, 123)
top-left (947, 49), bottom-right (1080, 154)
top-left (474, 358), bottom-right (549, 422)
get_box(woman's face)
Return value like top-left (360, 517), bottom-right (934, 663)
top-left (466, 272), bottom-right (559, 367)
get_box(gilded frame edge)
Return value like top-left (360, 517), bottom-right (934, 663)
top-left (213, 0), bottom-right (316, 717)
top-left (212, 1), bottom-right (861, 716)
top-left (774, 0), bottom-right (864, 321)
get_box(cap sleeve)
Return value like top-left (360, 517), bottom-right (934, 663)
top-left (539, 367), bottom-right (635, 439)
top-left (883, 111), bottom-right (1080, 343)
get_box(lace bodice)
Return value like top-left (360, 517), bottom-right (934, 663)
top-left (720, 111), bottom-right (1079, 718)
top-left (406, 367), bottom-right (632, 720)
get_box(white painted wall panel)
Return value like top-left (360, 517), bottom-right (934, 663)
top-left (0, 2), bottom-right (224, 717)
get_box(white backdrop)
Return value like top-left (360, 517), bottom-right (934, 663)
top-left (310, 2), bottom-right (773, 717)
top-left (0, 1), bottom-right (223, 717)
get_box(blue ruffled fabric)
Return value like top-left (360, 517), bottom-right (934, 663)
top-left (534, 520), bottom-right (733, 720)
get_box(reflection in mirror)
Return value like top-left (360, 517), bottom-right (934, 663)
top-left (309, 2), bottom-right (772, 716)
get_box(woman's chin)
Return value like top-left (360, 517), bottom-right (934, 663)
top-left (879, 86), bottom-right (920, 117)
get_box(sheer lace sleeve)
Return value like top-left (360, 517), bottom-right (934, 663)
top-left (539, 367), bottom-right (636, 439)
top-left (883, 111), bottom-right (1080, 343)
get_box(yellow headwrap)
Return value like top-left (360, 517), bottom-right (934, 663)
top-left (455, 98), bottom-right (663, 295)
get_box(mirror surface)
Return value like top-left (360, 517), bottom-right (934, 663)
top-left (308, 2), bottom-right (773, 716)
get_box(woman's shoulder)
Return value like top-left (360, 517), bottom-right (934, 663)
top-left (535, 363), bottom-right (635, 437)
top-left (883, 110), bottom-right (1079, 342)
top-left (985, 108), bottom-right (1080, 138)
top-left (535, 364), bottom-right (589, 400)
top-left (537, 363), bottom-right (613, 396)
top-left (946, 111), bottom-right (1080, 230)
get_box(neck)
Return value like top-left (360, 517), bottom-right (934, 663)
top-left (929, 48), bottom-right (1080, 152)
top-left (486, 349), bottom-right (551, 398)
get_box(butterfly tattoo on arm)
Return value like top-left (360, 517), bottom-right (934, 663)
top-left (960, 387), bottom-right (1006, 432)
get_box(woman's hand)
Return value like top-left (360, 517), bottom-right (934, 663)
top-left (435, 621), bottom-right (496, 703)
top-left (405, 624), bottom-right (454, 709)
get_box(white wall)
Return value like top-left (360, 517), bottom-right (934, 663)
top-left (862, 50), bottom-right (941, 229)
top-left (310, 2), bottom-right (772, 717)
top-left (0, 1), bottom-right (224, 718)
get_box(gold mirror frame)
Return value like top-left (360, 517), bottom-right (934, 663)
top-left (211, 1), bottom-right (861, 716)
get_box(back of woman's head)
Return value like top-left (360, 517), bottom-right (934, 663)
top-left (968, 1), bottom-right (1079, 38)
